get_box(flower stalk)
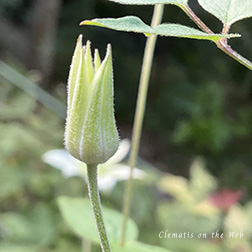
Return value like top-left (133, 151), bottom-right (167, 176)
top-left (87, 164), bottom-right (111, 252)
top-left (65, 35), bottom-right (119, 252)
top-left (120, 3), bottom-right (164, 246)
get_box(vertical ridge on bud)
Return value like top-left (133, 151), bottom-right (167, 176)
top-left (100, 45), bottom-right (118, 163)
top-left (65, 35), bottom-right (83, 158)
top-left (65, 35), bottom-right (119, 165)
top-left (84, 41), bottom-right (94, 86)
top-left (94, 49), bottom-right (101, 73)
top-left (67, 35), bottom-right (82, 116)
top-left (79, 44), bottom-right (118, 164)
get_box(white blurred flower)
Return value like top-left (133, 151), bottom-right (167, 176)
top-left (42, 139), bottom-right (146, 191)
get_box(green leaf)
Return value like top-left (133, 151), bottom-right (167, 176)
top-left (80, 16), bottom-right (153, 36)
top-left (112, 241), bottom-right (171, 252)
top-left (198, 0), bottom-right (252, 25)
top-left (154, 23), bottom-right (240, 41)
top-left (81, 17), bottom-right (240, 41)
top-left (108, 0), bottom-right (187, 7)
top-left (57, 196), bottom-right (138, 245)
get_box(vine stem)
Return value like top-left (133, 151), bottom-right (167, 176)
top-left (183, 4), bottom-right (252, 71)
top-left (87, 164), bottom-right (111, 252)
top-left (120, 4), bottom-right (164, 247)
top-left (216, 39), bottom-right (252, 71)
top-left (181, 5), bottom-right (213, 34)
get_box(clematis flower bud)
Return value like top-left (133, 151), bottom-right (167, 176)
top-left (65, 35), bottom-right (119, 165)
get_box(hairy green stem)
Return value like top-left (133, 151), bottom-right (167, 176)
top-left (120, 4), bottom-right (164, 247)
top-left (183, 4), bottom-right (252, 71)
top-left (87, 164), bottom-right (111, 252)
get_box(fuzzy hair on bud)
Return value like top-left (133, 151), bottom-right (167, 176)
top-left (65, 35), bottom-right (119, 165)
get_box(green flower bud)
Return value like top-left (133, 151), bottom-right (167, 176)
top-left (65, 35), bottom-right (119, 165)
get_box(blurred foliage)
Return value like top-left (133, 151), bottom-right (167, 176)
top-left (0, 76), bottom-right (252, 250)
top-left (0, 80), bottom-right (72, 251)
top-left (157, 159), bottom-right (252, 252)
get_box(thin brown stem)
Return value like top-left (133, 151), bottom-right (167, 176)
top-left (216, 38), bottom-right (252, 71)
top-left (182, 4), bottom-right (213, 34)
top-left (181, 4), bottom-right (252, 70)
top-left (221, 23), bottom-right (231, 34)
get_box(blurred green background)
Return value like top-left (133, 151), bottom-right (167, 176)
top-left (0, 0), bottom-right (252, 251)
